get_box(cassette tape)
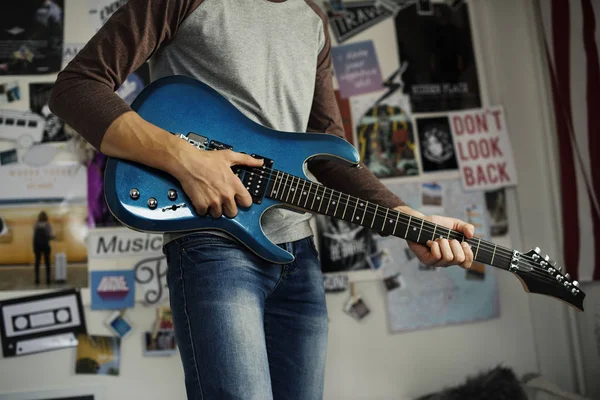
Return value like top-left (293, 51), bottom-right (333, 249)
top-left (0, 288), bottom-right (87, 357)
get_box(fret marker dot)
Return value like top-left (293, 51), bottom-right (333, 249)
top-left (356, 216), bottom-right (359, 220)
top-left (413, 227), bottom-right (417, 231)
top-left (360, 203), bottom-right (364, 207)
top-left (291, 188), bottom-right (295, 191)
top-left (303, 192), bottom-right (307, 195)
top-left (317, 197), bottom-right (320, 200)
top-left (273, 191), bottom-right (277, 195)
top-left (389, 219), bottom-right (393, 223)
top-left (332, 201), bottom-right (336, 205)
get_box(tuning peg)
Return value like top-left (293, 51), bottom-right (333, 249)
top-left (573, 281), bottom-right (579, 287)
top-left (534, 247), bottom-right (540, 254)
top-left (565, 273), bottom-right (571, 280)
top-left (544, 255), bottom-right (550, 261)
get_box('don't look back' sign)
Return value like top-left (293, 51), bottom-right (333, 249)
top-left (450, 106), bottom-right (518, 191)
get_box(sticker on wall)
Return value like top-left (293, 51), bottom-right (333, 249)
top-left (90, 270), bottom-right (135, 310)
top-left (0, 1), bottom-right (65, 75)
top-left (415, 116), bottom-right (459, 173)
top-left (350, 66), bottom-right (419, 179)
top-left (75, 334), bottom-right (121, 376)
top-left (450, 106), bottom-right (518, 191)
top-left (331, 40), bottom-right (383, 98)
top-left (134, 255), bottom-right (169, 305)
top-left (0, 288), bottom-right (87, 358)
top-left (394, 1), bottom-right (481, 112)
top-left (325, 0), bottom-right (394, 43)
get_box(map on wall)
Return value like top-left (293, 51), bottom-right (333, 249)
top-left (379, 179), bottom-right (500, 333)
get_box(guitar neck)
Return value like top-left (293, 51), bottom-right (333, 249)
top-left (266, 170), bottom-right (515, 272)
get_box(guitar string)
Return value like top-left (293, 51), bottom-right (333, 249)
top-left (234, 167), bottom-right (578, 289)
top-left (268, 172), bottom-right (577, 286)
top-left (267, 171), bottom-right (515, 258)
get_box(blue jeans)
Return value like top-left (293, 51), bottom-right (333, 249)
top-left (164, 233), bottom-right (329, 400)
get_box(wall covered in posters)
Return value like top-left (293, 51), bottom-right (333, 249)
top-left (0, 1), bottom-right (567, 399)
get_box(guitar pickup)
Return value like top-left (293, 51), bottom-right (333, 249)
top-left (208, 140), bottom-right (233, 151)
top-left (241, 154), bottom-right (273, 204)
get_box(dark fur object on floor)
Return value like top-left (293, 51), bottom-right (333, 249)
top-left (415, 365), bottom-right (529, 400)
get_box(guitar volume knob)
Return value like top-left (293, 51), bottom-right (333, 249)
top-left (130, 188), bottom-right (140, 200)
top-left (147, 197), bottom-right (158, 209)
top-left (168, 189), bottom-right (178, 200)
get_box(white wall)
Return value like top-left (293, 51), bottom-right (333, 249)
top-left (0, 1), bottom-right (587, 399)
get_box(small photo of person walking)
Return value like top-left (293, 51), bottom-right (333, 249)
top-left (33, 211), bottom-right (55, 285)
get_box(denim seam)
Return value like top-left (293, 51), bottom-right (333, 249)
top-left (265, 265), bottom-right (286, 300)
top-left (178, 244), bottom-right (205, 399)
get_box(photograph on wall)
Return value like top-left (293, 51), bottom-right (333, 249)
top-left (331, 40), bottom-right (384, 99)
top-left (315, 214), bottom-right (380, 274)
top-left (143, 330), bottom-right (176, 357)
top-left (484, 188), bottom-right (508, 237)
top-left (29, 83), bottom-right (71, 143)
top-left (394, 1), bottom-right (482, 112)
top-left (415, 116), bottom-right (459, 173)
top-left (0, 0), bottom-right (64, 75)
top-left (75, 334), bottom-right (121, 376)
top-left (0, 82), bottom-right (21, 106)
top-left (350, 84), bottom-right (419, 179)
top-left (0, 203), bottom-right (88, 291)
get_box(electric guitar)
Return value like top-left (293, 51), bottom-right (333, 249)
top-left (103, 75), bottom-right (586, 311)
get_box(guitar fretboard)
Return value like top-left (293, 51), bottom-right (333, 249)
top-left (266, 170), bottom-right (514, 271)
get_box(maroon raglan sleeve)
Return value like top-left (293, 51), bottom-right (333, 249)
top-left (304, 4), bottom-right (406, 209)
top-left (48, 0), bottom-right (204, 151)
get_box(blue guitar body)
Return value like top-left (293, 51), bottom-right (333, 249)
top-left (104, 75), bottom-right (360, 264)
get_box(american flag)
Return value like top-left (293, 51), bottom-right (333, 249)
top-left (539, 0), bottom-right (600, 282)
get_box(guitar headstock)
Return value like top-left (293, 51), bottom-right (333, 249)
top-left (512, 247), bottom-right (585, 311)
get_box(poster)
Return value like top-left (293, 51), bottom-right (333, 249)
top-left (350, 85), bottom-right (419, 178)
top-left (416, 116), bottom-right (459, 173)
top-left (75, 334), bottom-right (121, 376)
top-left (394, 1), bottom-right (481, 112)
top-left (0, 0), bottom-right (65, 75)
top-left (88, 0), bottom-right (128, 32)
top-left (331, 40), bottom-right (383, 99)
top-left (315, 214), bottom-right (379, 273)
top-left (450, 106), bottom-right (518, 191)
top-left (325, 0), bottom-right (393, 43)
top-left (334, 90), bottom-right (355, 145)
top-left (380, 179), bottom-right (500, 333)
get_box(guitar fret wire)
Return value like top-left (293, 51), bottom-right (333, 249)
top-left (271, 171), bottom-right (280, 197)
top-left (404, 215), bottom-right (411, 237)
top-left (294, 179), bottom-right (305, 205)
top-left (417, 219), bottom-right (424, 242)
top-left (282, 174), bottom-right (290, 202)
top-left (342, 193), bottom-right (349, 220)
top-left (318, 185), bottom-right (325, 212)
top-left (325, 187), bottom-right (332, 215)
top-left (310, 183), bottom-right (318, 209)
top-left (334, 191), bottom-right (341, 217)
top-left (491, 244), bottom-right (497, 265)
top-left (475, 238), bottom-right (481, 260)
top-left (382, 208), bottom-right (388, 231)
top-left (361, 201), bottom-right (370, 225)
top-left (432, 224), bottom-right (437, 240)
top-left (303, 182), bottom-right (312, 208)
top-left (291, 175), bottom-right (301, 204)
